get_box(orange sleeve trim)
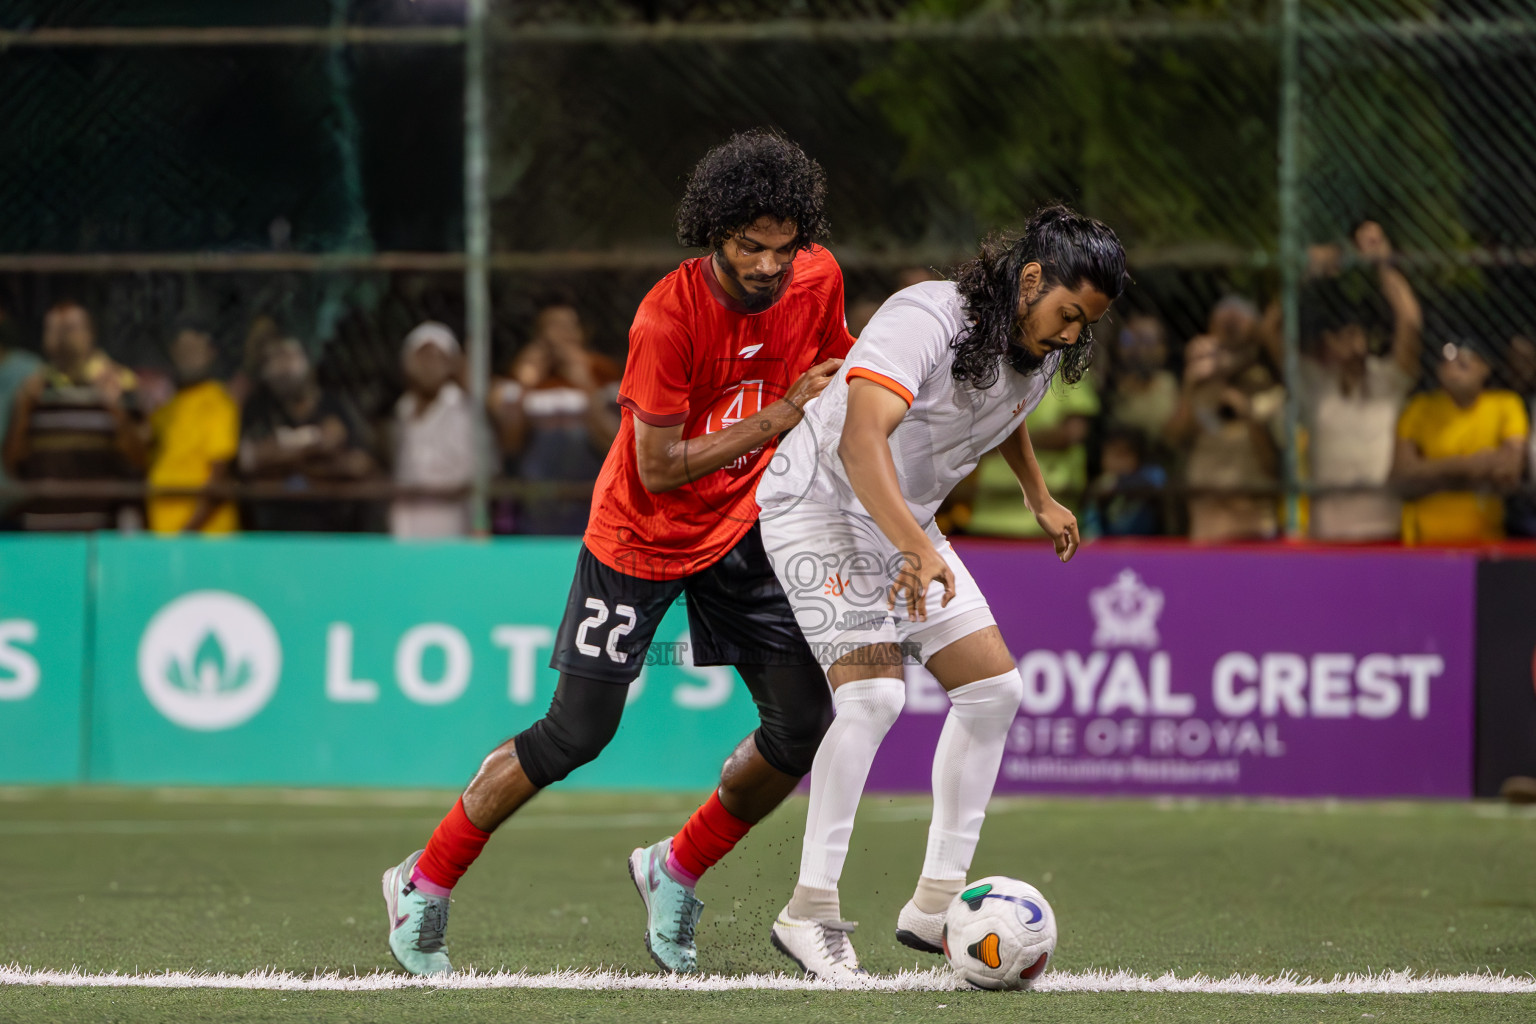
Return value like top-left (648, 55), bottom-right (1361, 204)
top-left (618, 394), bottom-right (689, 428)
top-left (846, 366), bottom-right (914, 407)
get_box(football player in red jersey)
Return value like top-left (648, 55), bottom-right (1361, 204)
top-left (381, 130), bottom-right (853, 976)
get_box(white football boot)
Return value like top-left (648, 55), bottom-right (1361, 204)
top-left (894, 899), bottom-right (946, 955)
top-left (769, 905), bottom-right (867, 984)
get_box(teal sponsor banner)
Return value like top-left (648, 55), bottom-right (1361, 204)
top-left (90, 535), bottom-right (761, 789)
top-left (0, 536), bottom-right (89, 782)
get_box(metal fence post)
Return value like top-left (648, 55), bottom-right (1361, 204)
top-left (465, 0), bottom-right (492, 534)
top-left (1278, 0), bottom-right (1303, 538)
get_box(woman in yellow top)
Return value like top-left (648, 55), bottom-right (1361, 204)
top-left (1392, 339), bottom-right (1529, 544)
top-left (147, 323), bottom-right (240, 534)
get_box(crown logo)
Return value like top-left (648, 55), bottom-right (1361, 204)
top-left (1088, 569), bottom-right (1164, 649)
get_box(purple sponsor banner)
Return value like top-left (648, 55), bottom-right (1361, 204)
top-left (867, 544), bottom-right (1477, 798)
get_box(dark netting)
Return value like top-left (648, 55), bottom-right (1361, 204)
top-left (0, 0), bottom-right (1532, 538)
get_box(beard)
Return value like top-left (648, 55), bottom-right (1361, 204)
top-left (715, 251), bottom-right (782, 313)
top-left (1005, 292), bottom-right (1049, 377)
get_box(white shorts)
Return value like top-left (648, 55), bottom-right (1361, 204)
top-left (759, 498), bottom-right (997, 671)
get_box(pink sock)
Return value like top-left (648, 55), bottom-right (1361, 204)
top-left (409, 864), bottom-right (453, 898)
top-left (664, 848), bottom-right (702, 888)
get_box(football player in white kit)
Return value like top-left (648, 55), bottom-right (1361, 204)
top-left (756, 205), bottom-right (1126, 980)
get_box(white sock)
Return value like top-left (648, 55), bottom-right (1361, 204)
top-left (912, 874), bottom-right (966, 916)
top-left (798, 677), bottom-right (907, 892)
top-left (921, 670), bottom-right (1024, 884)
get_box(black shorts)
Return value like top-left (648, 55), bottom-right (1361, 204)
top-left (550, 523), bottom-right (816, 685)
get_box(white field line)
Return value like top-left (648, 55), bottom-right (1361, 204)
top-left (2, 965), bottom-right (1533, 994)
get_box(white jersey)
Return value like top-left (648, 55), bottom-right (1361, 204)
top-left (757, 280), bottom-right (1060, 524)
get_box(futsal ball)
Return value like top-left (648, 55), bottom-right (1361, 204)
top-left (941, 876), bottom-right (1057, 990)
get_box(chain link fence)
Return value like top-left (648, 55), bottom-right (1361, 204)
top-left (1, 0), bottom-right (1532, 538)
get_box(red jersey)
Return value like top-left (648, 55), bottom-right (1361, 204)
top-left (585, 245), bottom-right (854, 580)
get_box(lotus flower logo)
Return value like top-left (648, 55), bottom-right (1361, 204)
top-left (138, 591), bottom-right (281, 731)
top-left (165, 632), bottom-right (253, 696)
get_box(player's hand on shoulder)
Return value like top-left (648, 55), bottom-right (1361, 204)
top-left (1034, 499), bottom-right (1081, 564)
top-left (888, 541), bottom-right (955, 622)
top-left (785, 358), bottom-right (843, 415)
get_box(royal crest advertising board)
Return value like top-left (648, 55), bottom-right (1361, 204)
top-left (869, 544), bottom-right (1477, 798)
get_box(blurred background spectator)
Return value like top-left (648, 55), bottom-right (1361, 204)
top-left (1084, 426), bottom-right (1167, 537)
top-left (389, 322), bottom-right (477, 540)
top-left (228, 315), bottom-right (284, 408)
top-left (1299, 221), bottom-right (1423, 543)
top-left (0, 303), bottom-right (42, 527)
top-left (146, 319), bottom-right (240, 535)
top-left (1393, 340), bottom-right (1529, 545)
top-left (238, 336), bottom-right (375, 532)
top-left (488, 299), bottom-right (619, 535)
top-left (1165, 297), bottom-right (1286, 542)
top-left (1504, 332), bottom-right (1536, 538)
top-left (3, 301), bottom-right (144, 532)
top-left (1105, 312), bottom-right (1180, 445)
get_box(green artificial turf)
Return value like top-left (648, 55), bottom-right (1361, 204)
top-left (2, 788), bottom-right (1533, 1022)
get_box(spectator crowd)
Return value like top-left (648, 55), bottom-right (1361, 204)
top-left (0, 293), bottom-right (618, 541)
top-left (938, 221), bottom-right (1534, 546)
top-left (0, 221), bottom-right (1531, 546)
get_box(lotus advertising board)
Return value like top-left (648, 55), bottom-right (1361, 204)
top-left (0, 537), bottom-right (89, 782)
top-left (88, 535), bottom-right (761, 789)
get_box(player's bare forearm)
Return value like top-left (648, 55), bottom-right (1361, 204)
top-left (1002, 419), bottom-right (1083, 563)
top-left (998, 420), bottom-right (1052, 512)
top-left (634, 399), bottom-right (801, 493)
top-left (837, 379), bottom-right (930, 555)
top-left (634, 357), bottom-right (841, 493)
top-left (840, 424), bottom-right (930, 555)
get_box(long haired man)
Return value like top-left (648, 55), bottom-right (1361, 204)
top-left (757, 204), bottom-right (1126, 980)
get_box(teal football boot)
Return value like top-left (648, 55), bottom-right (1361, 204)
top-left (381, 850), bottom-right (452, 976)
top-left (627, 838), bottom-right (704, 973)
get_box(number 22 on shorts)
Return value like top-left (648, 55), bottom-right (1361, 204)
top-left (574, 598), bottom-right (638, 663)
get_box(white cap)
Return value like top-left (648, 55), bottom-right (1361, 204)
top-left (402, 321), bottom-right (461, 358)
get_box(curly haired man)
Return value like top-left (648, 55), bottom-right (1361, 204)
top-left (380, 130), bottom-right (853, 976)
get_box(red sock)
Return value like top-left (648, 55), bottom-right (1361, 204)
top-left (668, 791), bottom-right (752, 884)
top-left (415, 798), bottom-right (492, 892)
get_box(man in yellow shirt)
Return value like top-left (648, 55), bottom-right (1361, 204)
top-left (147, 322), bottom-right (240, 534)
top-left (1393, 340), bottom-right (1528, 544)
